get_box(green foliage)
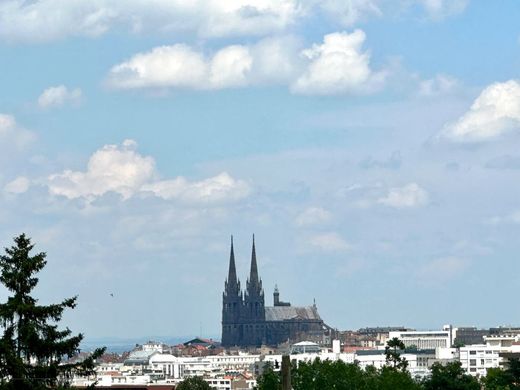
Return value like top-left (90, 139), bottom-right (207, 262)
top-left (422, 361), bottom-right (480, 390)
top-left (255, 363), bottom-right (280, 390)
top-left (482, 358), bottom-right (520, 390)
top-left (176, 376), bottom-right (213, 390)
top-left (0, 234), bottom-right (105, 389)
top-left (385, 337), bottom-right (408, 371)
top-left (256, 357), bottom-right (421, 390)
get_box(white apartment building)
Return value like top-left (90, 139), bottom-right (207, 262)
top-left (389, 330), bottom-right (451, 349)
top-left (458, 334), bottom-right (520, 377)
top-left (459, 345), bottom-right (502, 377)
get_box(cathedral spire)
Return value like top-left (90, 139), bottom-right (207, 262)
top-left (249, 234), bottom-right (259, 284)
top-left (227, 235), bottom-right (238, 286)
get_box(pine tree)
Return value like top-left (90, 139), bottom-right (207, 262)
top-left (0, 233), bottom-right (104, 389)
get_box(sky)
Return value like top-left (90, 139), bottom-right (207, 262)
top-left (1, 0), bottom-right (520, 343)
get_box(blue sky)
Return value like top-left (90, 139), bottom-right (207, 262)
top-left (1, 0), bottom-right (520, 342)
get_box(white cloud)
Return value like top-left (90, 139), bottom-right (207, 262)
top-left (418, 74), bottom-right (458, 96)
top-left (142, 172), bottom-right (251, 203)
top-left (315, 0), bottom-right (467, 27)
top-left (317, 0), bottom-right (382, 26)
top-left (47, 139), bottom-right (250, 203)
top-left (249, 36), bottom-right (301, 84)
top-left (37, 85), bottom-right (82, 108)
top-left (48, 139), bottom-right (155, 200)
top-left (308, 232), bottom-right (351, 252)
top-left (107, 36), bottom-right (302, 90)
top-left (107, 44), bottom-right (258, 90)
top-left (439, 80), bottom-right (520, 143)
top-left (295, 207), bottom-right (332, 227)
top-left (108, 30), bottom-right (388, 95)
top-left (378, 183), bottom-right (429, 208)
top-left (0, 0), bottom-right (301, 43)
top-left (107, 44), bottom-right (209, 90)
top-left (417, 0), bottom-right (469, 19)
top-left (291, 30), bottom-right (386, 95)
top-left (4, 176), bottom-right (30, 194)
top-left (209, 45), bottom-right (253, 88)
top-left (0, 113), bottom-right (35, 149)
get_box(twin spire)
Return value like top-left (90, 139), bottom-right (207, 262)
top-left (226, 235), bottom-right (262, 295)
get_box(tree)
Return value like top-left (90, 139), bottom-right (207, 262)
top-left (422, 361), bottom-right (480, 390)
top-left (0, 233), bottom-right (104, 389)
top-left (385, 337), bottom-right (408, 371)
top-left (176, 376), bottom-right (213, 390)
top-left (255, 363), bottom-right (280, 390)
top-left (482, 358), bottom-right (520, 390)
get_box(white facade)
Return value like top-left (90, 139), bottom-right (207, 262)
top-left (459, 345), bottom-right (502, 377)
top-left (389, 330), bottom-right (451, 349)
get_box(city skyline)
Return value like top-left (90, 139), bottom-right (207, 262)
top-left (1, 1), bottom-right (520, 340)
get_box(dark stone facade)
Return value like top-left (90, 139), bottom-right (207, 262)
top-left (221, 236), bottom-right (326, 347)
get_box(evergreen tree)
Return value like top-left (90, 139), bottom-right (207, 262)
top-left (0, 233), bottom-right (104, 389)
top-left (385, 337), bottom-right (408, 371)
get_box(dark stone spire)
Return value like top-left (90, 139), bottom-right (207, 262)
top-left (225, 235), bottom-right (240, 295)
top-left (227, 235), bottom-right (237, 285)
top-left (249, 234), bottom-right (259, 285)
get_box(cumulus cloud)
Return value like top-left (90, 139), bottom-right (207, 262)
top-left (107, 44), bottom-right (210, 90)
top-left (0, 113), bottom-right (35, 149)
top-left (108, 30), bottom-right (385, 95)
top-left (308, 232), bottom-right (351, 252)
top-left (48, 139), bottom-right (155, 200)
top-left (142, 173), bottom-right (251, 203)
top-left (37, 85), bottom-right (82, 108)
top-left (378, 183), bottom-right (429, 208)
top-left (4, 176), bottom-right (30, 194)
top-left (295, 207), bottom-right (332, 227)
top-left (108, 41), bottom-right (290, 90)
top-left (107, 35), bottom-right (302, 90)
top-left (291, 30), bottom-right (386, 95)
top-left (439, 80), bottom-right (520, 143)
top-left (208, 45), bottom-right (253, 88)
top-left (0, 0), bottom-right (301, 43)
top-left (47, 139), bottom-right (250, 203)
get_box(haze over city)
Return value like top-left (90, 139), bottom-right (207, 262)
top-left (1, 0), bottom-right (520, 345)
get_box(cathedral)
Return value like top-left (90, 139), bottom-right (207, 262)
top-left (221, 236), bottom-right (329, 347)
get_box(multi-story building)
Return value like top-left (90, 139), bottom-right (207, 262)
top-left (389, 329), bottom-right (451, 349)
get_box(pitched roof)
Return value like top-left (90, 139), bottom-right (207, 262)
top-left (265, 306), bottom-right (321, 321)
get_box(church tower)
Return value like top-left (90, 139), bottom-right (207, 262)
top-left (243, 235), bottom-right (265, 345)
top-left (221, 236), bottom-right (242, 346)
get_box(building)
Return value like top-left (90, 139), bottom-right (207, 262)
top-left (389, 329), bottom-right (451, 349)
top-left (453, 327), bottom-right (489, 346)
top-left (221, 236), bottom-right (328, 347)
top-left (459, 344), bottom-right (502, 376)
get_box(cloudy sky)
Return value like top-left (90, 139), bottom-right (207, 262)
top-left (1, 0), bottom-right (520, 342)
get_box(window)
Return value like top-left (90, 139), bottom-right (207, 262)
top-left (470, 359), bottom-right (476, 366)
top-left (470, 351), bottom-right (476, 355)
